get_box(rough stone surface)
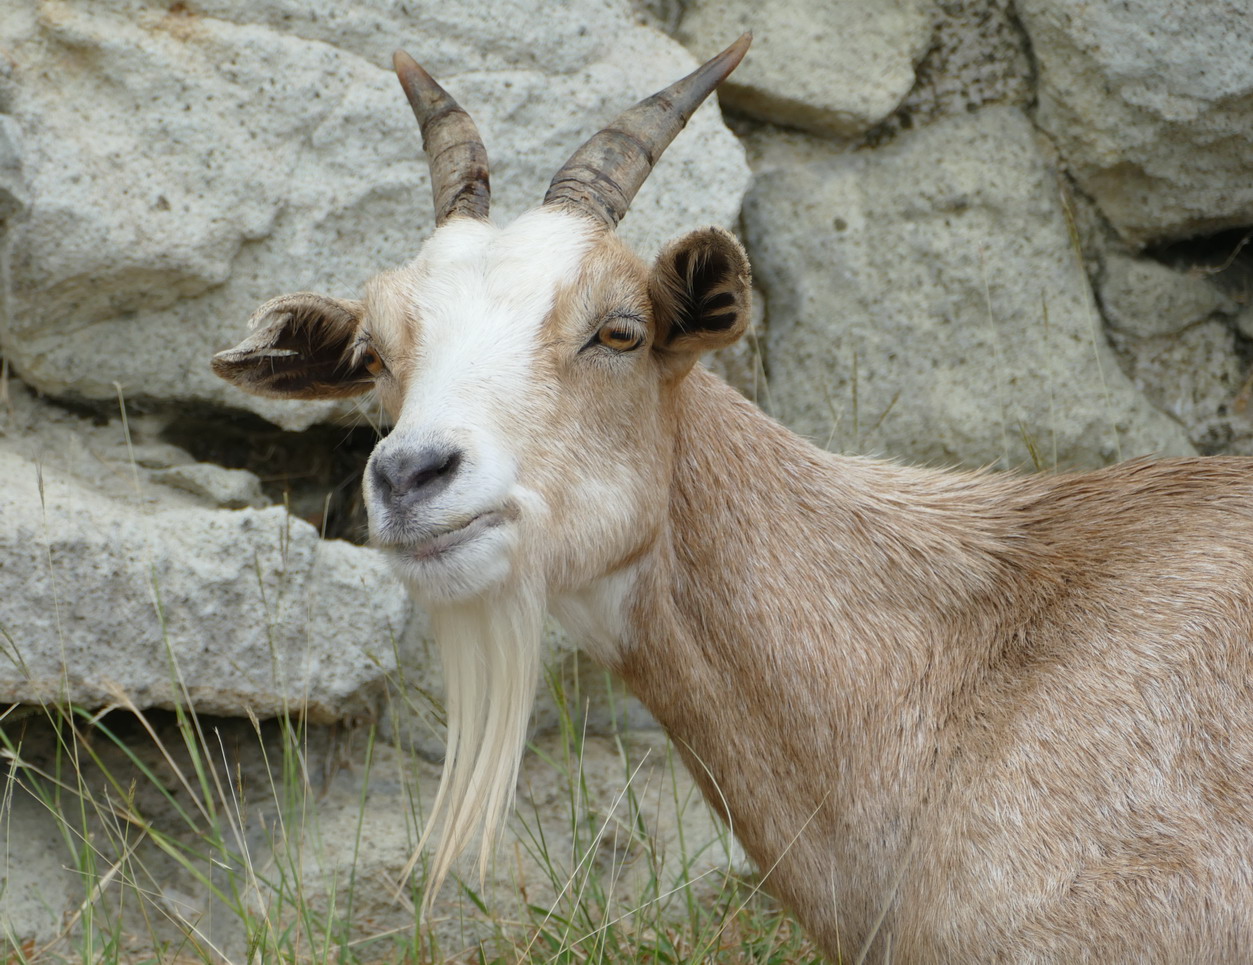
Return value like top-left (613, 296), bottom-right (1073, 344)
top-left (744, 107), bottom-right (1195, 471)
top-left (0, 432), bottom-right (410, 721)
top-left (1017, 0), bottom-right (1253, 246)
top-left (1110, 320), bottom-right (1253, 457)
top-left (2, 715), bottom-right (739, 953)
top-left (677, 0), bottom-right (934, 136)
top-left (0, 786), bottom-right (76, 943)
top-left (894, 0), bottom-right (1035, 128)
top-left (0, 0), bottom-right (749, 430)
top-left (1099, 253), bottom-right (1236, 338)
top-left (278, 732), bottom-right (738, 956)
top-left (150, 463), bottom-right (267, 509)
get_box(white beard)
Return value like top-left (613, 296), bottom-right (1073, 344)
top-left (411, 579), bottom-right (546, 902)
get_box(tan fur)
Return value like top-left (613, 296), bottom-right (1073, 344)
top-left (614, 366), bottom-right (1253, 963)
top-left (216, 213), bottom-right (1253, 960)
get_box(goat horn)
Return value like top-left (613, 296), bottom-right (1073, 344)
top-left (394, 50), bottom-right (491, 225)
top-left (543, 33), bottom-right (751, 229)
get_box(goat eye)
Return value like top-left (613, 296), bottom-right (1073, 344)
top-left (361, 349), bottom-right (386, 377)
top-left (596, 320), bottom-right (644, 352)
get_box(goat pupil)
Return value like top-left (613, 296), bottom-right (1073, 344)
top-left (598, 326), bottom-right (632, 348)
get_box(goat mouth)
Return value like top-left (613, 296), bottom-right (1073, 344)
top-left (401, 509), bottom-right (510, 562)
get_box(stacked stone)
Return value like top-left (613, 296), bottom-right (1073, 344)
top-left (2, 0), bottom-right (1251, 947)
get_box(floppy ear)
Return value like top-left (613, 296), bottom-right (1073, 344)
top-left (649, 226), bottom-right (752, 372)
top-left (211, 292), bottom-right (373, 400)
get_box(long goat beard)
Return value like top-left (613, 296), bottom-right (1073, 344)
top-left (408, 581), bottom-right (546, 905)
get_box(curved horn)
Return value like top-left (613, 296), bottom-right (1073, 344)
top-left (544, 33), bottom-right (751, 229)
top-left (393, 50), bottom-right (491, 224)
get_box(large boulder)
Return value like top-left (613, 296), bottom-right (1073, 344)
top-left (743, 106), bottom-right (1195, 471)
top-left (0, 0), bottom-right (749, 430)
top-left (1017, 0), bottom-right (1253, 246)
top-left (677, 0), bottom-right (934, 136)
top-left (0, 433), bottom-right (410, 721)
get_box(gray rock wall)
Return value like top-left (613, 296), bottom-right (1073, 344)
top-left (744, 106), bottom-right (1193, 469)
top-left (2, 0), bottom-right (1252, 948)
top-left (0, 0), bottom-right (748, 429)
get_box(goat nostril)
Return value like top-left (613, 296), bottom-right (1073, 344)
top-left (370, 458), bottom-right (394, 498)
top-left (406, 451), bottom-right (460, 490)
top-left (377, 446), bottom-right (464, 506)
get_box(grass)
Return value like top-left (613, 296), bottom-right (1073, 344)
top-left (0, 665), bottom-right (825, 964)
top-left (0, 375), bottom-right (822, 964)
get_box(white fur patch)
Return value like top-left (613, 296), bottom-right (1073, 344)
top-left (550, 564), bottom-right (641, 669)
top-left (397, 207), bottom-right (596, 440)
top-left (416, 584), bottom-right (546, 898)
top-left (365, 208), bottom-right (597, 600)
top-left (372, 209), bottom-right (602, 903)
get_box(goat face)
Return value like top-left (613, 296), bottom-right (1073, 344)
top-left (212, 39), bottom-right (752, 891)
top-left (213, 39), bottom-right (752, 606)
top-left (213, 207), bottom-right (750, 603)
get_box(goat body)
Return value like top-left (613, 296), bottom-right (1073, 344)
top-left (213, 35), bottom-right (1253, 963)
top-left (615, 367), bottom-right (1253, 961)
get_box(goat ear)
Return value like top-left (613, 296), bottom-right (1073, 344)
top-left (649, 226), bottom-right (751, 370)
top-left (211, 293), bottom-right (373, 400)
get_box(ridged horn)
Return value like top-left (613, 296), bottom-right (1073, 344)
top-left (393, 50), bottom-right (491, 224)
top-left (543, 33), bottom-right (751, 229)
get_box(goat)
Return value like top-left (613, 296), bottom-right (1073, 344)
top-left (212, 35), bottom-right (1253, 962)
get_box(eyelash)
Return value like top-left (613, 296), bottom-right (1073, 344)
top-left (356, 334), bottom-right (387, 376)
top-left (584, 313), bottom-right (646, 354)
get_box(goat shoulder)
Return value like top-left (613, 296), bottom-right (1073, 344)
top-left (618, 367), bottom-right (1253, 962)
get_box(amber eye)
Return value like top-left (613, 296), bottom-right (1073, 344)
top-left (596, 319), bottom-right (645, 352)
top-left (361, 348), bottom-right (385, 377)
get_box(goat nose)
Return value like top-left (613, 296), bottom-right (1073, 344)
top-left (371, 445), bottom-right (463, 508)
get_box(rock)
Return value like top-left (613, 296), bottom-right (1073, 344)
top-left (895, 0), bottom-right (1035, 126)
top-left (150, 463), bottom-right (267, 509)
top-left (677, 0), bottom-right (934, 136)
top-left (0, 378), bottom-right (206, 508)
top-left (1099, 253), bottom-right (1235, 338)
top-left (0, 0), bottom-right (749, 431)
top-left (0, 443), bottom-right (411, 720)
top-left (271, 731), bottom-right (738, 954)
top-left (0, 786), bottom-right (76, 943)
top-left (1238, 306), bottom-right (1253, 342)
top-left (743, 106), bottom-right (1195, 471)
top-left (0, 115), bottom-right (23, 220)
top-left (1109, 320), bottom-right (1253, 457)
top-left (3, 713), bottom-right (740, 958)
top-left (1017, 0), bottom-right (1253, 246)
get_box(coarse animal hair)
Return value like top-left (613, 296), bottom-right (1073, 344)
top-left (214, 36), bottom-right (1253, 962)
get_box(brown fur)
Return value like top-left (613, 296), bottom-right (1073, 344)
top-left (214, 51), bottom-right (1245, 954)
top-left (614, 367), bottom-right (1253, 962)
top-left (215, 214), bottom-right (1253, 961)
